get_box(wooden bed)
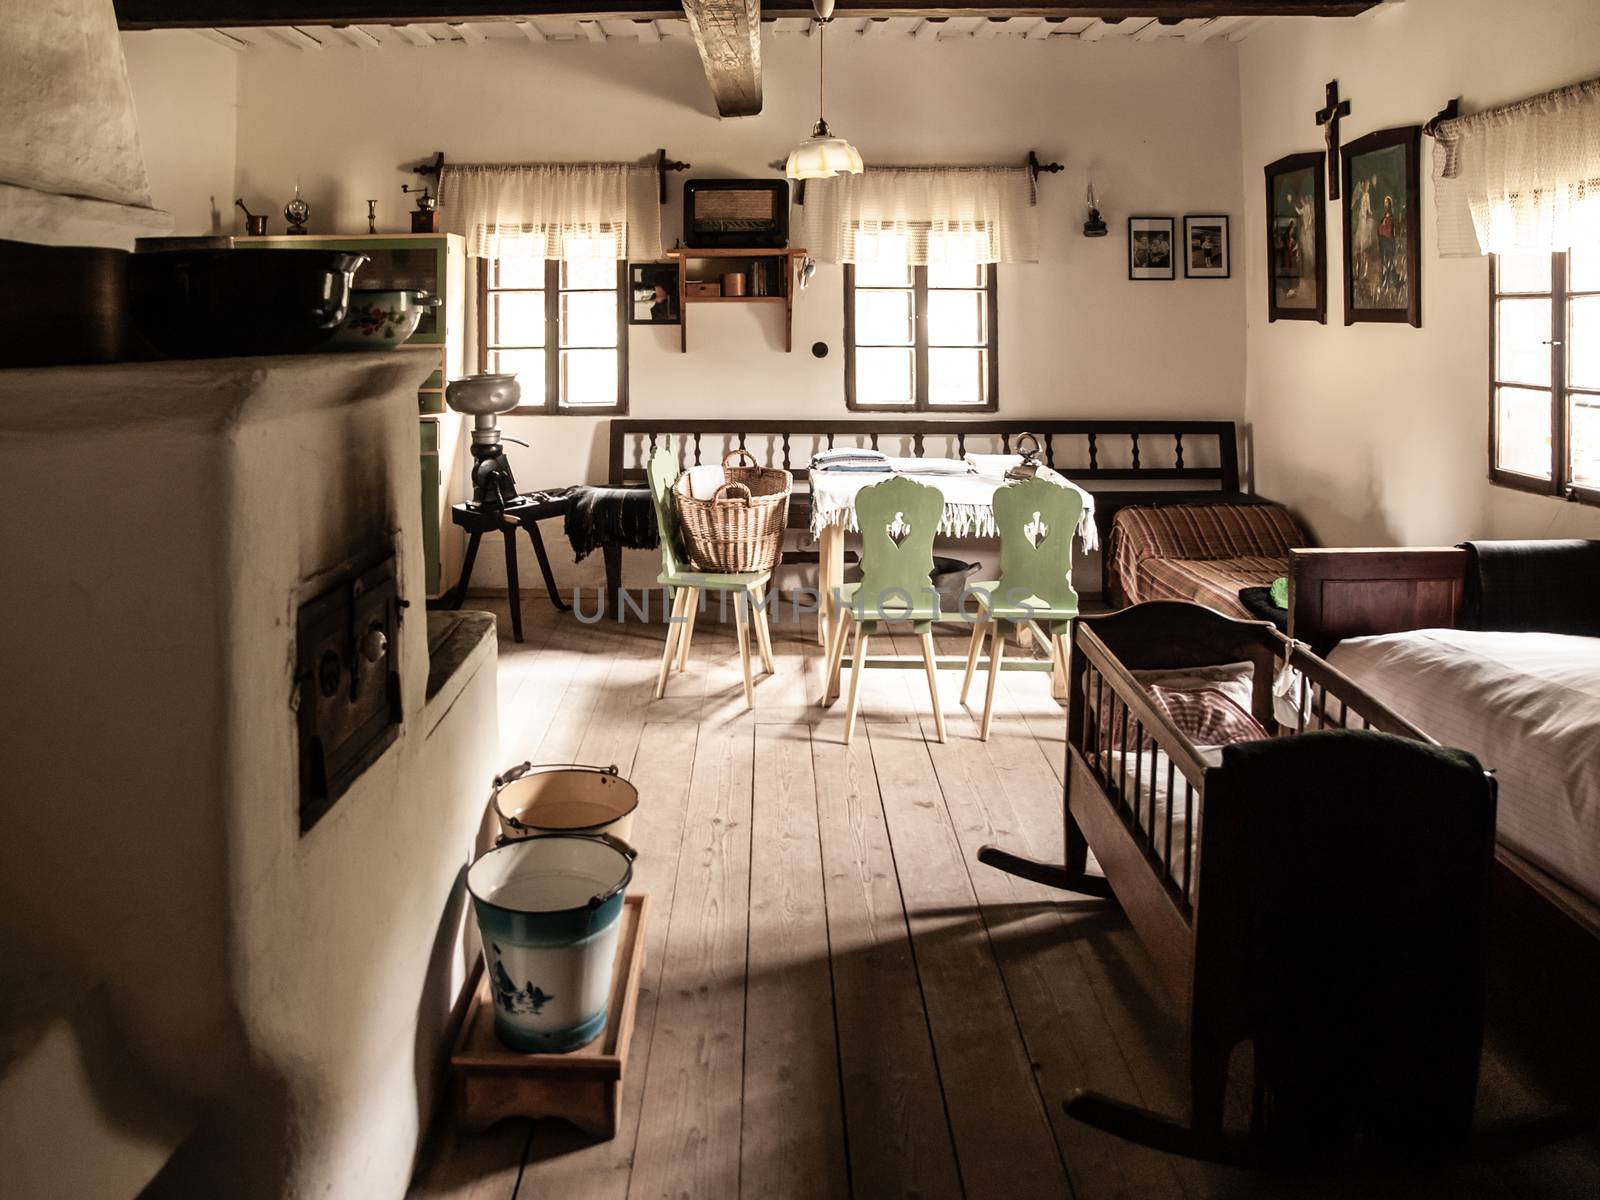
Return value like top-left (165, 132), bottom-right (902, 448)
top-left (1286, 545), bottom-right (1468, 655)
top-left (979, 599), bottom-right (1433, 1135)
top-left (1287, 545), bottom-right (1600, 975)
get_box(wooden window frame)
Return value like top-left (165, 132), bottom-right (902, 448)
top-left (1489, 251), bottom-right (1600, 506)
top-left (477, 257), bottom-right (629, 416)
top-left (844, 262), bottom-right (1000, 412)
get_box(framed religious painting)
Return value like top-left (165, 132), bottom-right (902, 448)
top-left (1264, 152), bottom-right (1327, 323)
top-left (1128, 216), bottom-right (1176, 281)
top-left (1340, 125), bottom-right (1422, 327)
top-left (1183, 214), bottom-right (1231, 279)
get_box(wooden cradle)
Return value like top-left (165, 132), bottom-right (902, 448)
top-left (979, 600), bottom-right (1430, 1138)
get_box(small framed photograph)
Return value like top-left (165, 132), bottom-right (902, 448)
top-left (628, 262), bottom-right (680, 325)
top-left (1128, 217), bottom-right (1176, 281)
top-left (1183, 215), bottom-right (1231, 279)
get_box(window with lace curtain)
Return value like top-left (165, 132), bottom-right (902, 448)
top-left (1432, 76), bottom-right (1600, 503)
top-left (1490, 250), bottom-right (1600, 502)
top-left (477, 234), bottom-right (627, 415)
top-left (845, 230), bottom-right (998, 411)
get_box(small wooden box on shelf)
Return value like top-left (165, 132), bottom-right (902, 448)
top-left (666, 247), bottom-right (808, 353)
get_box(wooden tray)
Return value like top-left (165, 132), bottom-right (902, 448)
top-left (450, 892), bottom-right (648, 1139)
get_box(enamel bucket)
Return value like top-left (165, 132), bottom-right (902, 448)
top-left (466, 833), bottom-right (636, 1053)
top-left (492, 763), bottom-right (639, 845)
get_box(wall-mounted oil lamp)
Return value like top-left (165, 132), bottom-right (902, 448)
top-left (1083, 181), bottom-right (1108, 238)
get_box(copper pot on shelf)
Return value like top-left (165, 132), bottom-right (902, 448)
top-left (722, 272), bottom-right (747, 297)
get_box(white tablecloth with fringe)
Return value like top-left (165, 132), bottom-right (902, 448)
top-left (807, 462), bottom-right (1098, 551)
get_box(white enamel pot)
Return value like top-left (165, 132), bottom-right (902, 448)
top-left (491, 762), bottom-right (639, 845)
top-left (466, 832), bottom-right (636, 1053)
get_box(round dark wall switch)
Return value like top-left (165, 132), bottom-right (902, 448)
top-left (811, 341), bottom-right (829, 358)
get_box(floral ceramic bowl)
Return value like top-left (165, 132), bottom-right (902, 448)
top-left (329, 288), bottom-right (439, 350)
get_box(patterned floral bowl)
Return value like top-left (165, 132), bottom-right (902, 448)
top-left (328, 288), bottom-right (439, 350)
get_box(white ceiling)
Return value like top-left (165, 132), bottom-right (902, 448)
top-left (192, 13), bottom-right (1274, 53)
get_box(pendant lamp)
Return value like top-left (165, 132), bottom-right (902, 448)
top-left (785, 12), bottom-right (864, 181)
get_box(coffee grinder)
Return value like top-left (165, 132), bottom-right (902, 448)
top-left (445, 372), bottom-right (525, 510)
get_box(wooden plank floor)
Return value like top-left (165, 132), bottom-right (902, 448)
top-left (410, 599), bottom-right (1600, 1200)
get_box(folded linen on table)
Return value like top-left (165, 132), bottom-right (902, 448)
top-left (811, 447), bottom-right (889, 471)
top-left (886, 456), bottom-right (971, 475)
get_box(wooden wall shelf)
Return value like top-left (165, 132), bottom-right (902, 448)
top-left (666, 247), bottom-right (808, 353)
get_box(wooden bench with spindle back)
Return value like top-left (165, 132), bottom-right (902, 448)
top-left (603, 418), bottom-right (1259, 605)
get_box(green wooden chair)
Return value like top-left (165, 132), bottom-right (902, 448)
top-left (819, 476), bottom-right (947, 745)
top-left (647, 440), bottom-right (775, 708)
top-left (960, 476), bottom-right (1083, 741)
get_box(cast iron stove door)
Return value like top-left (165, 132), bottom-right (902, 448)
top-left (295, 554), bottom-right (403, 832)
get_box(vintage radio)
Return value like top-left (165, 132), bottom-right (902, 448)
top-left (682, 179), bottom-right (789, 249)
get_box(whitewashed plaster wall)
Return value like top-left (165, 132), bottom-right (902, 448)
top-left (215, 30), bottom-right (1248, 591)
top-left (1239, 0), bottom-right (1600, 546)
top-left (121, 31), bottom-right (238, 236)
top-left (0, 356), bottom-right (499, 1200)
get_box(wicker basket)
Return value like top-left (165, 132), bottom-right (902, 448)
top-left (672, 449), bottom-right (791, 573)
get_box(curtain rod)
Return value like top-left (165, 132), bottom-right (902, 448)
top-left (1425, 74), bottom-right (1600, 138)
top-left (414, 149), bottom-right (692, 205)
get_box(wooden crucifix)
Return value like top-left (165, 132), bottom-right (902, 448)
top-left (1315, 80), bottom-right (1352, 199)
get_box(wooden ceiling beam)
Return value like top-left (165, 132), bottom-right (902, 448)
top-left (680, 0), bottom-right (762, 118)
top-left (115, 3), bottom-right (1383, 31)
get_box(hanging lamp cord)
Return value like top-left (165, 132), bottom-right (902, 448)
top-left (819, 18), bottom-right (826, 122)
top-left (813, 17), bottom-right (831, 137)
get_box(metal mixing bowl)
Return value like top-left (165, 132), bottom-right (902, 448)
top-left (446, 372), bottom-right (522, 415)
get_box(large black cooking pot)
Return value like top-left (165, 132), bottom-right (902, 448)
top-left (128, 249), bottom-right (367, 359)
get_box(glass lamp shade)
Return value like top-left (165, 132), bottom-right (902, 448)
top-left (785, 122), bottom-right (864, 181)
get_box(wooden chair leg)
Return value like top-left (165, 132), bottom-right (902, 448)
top-left (827, 605), bottom-right (850, 703)
top-left (1050, 632), bottom-right (1069, 702)
top-left (819, 612), bottom-right (848, 707)
top-left (842, 627), bottom-right (870, 745)
top-left (752, 585), bottom-right (776, 675)
top-left (676, 587), bottom-right (699, 672)
top-left (961, 618), bottom-right (989, 705)
top-left (733, 592), bottom-right (755, 710)
top-left (502, 528), bottom-right (524, 644)
top-left (980, 623), bottom-right (1006, 742)
top-left (655, 588), bottom-right (687, 700)
top-left (919, 629), bottom-right (946, 744)
top-left (448, 532), bottom-right (482, 610)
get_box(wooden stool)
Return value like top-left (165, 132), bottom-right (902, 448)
top-left (447, 492), bottom-right (572, 642)
top-left (450, 895), bottom-right (648, 1139)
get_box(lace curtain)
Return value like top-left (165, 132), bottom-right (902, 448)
top-left (795, 166), bottom-right (1039, 264)
top-left (1433, 76), bottom-right (1600, 256)
top-left (439, 162), bottom-right (662, 260)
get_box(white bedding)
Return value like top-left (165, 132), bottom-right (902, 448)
top-left (1328, 629), bottom-right (1600, 907)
